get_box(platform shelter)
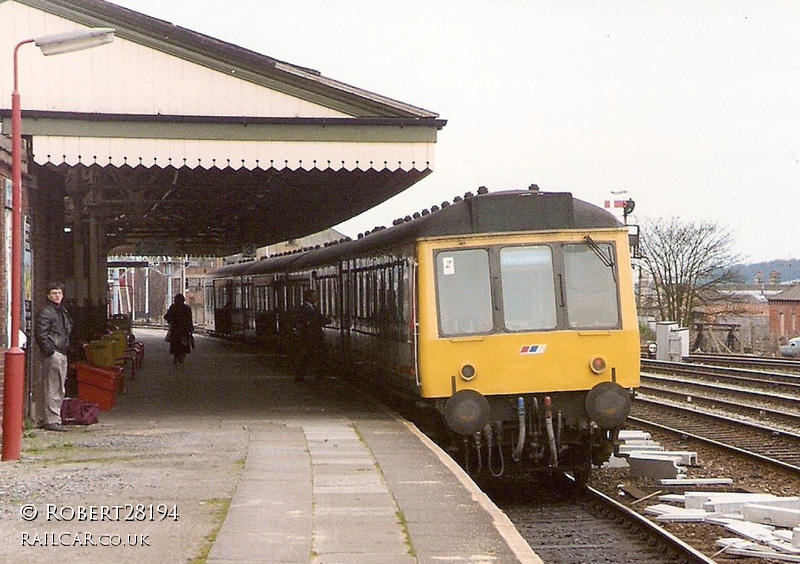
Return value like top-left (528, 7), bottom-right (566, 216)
top-left (0, 0), bottom-right (444, 422)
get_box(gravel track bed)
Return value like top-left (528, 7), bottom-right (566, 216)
top-left (590, 425), bottom-right (800, 564)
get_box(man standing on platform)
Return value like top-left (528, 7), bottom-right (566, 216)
top-left (291, 289), bottom-right (330, 382)
top-left (35, 282), bottom-right (73, 432)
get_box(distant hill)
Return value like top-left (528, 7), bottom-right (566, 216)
top-left (732, 259), bottom-right (800, 285)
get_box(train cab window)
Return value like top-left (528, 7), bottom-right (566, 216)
top-left (500, 246), bottom-right (557, 331)
top-left (563, 243), bottom-right (619, 329)
top-left (435, 249), bottom-right (493, 336)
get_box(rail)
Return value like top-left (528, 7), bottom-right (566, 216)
top-left (630, 396), bottom-right (800, 473)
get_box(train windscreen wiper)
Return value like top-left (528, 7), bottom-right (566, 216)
top-left (583, 236), bottom-right (614, 268)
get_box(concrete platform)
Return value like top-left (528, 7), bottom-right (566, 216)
top-left (126, 329), bottom-right (541, 564)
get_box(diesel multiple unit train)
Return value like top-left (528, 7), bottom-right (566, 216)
top-left (204, 187), bottom-right (640, 481)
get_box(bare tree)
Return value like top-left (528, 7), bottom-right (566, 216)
top-left (640, 216), bottom-right (743, 327)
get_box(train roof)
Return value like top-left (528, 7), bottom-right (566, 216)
top-left (208, 189), bottom-right (622, 277)
top-left (205, 260), bottom-right (257, 278)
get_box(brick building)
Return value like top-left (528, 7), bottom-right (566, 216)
top-left (768, 285), bottom-right (800, 341)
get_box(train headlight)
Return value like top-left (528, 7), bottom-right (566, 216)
top-left (445, 389), bottom-right (491, 436)
top-left (460, 364), bottom-right (476, 381)
top-left (589, 356), bottom-right (607, 374)
top-left (585, 381), bottom-right (631, 429)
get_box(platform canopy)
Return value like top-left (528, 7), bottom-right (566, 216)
top-left (0, 0), bottom-right (445, 255)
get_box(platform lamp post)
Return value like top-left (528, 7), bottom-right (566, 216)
top-left (2, 28), bottom-right (115, 462)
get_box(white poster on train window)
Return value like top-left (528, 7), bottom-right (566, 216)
top-left (442, 257), bottom-right (455, 275)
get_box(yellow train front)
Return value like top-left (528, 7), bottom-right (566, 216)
top-left (413, 191), bottom-right (639, 482)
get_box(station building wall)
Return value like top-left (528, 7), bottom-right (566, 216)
top-left (0, 135), bottom-right (37, 429)
top-left (0, 136), bottom-right (70, 431)
top-left (0, 137), bottom-right (10, 429)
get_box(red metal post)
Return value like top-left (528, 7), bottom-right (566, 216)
top-left (2, 39), bottom-right (34, 462)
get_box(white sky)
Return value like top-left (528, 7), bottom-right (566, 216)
top-left (108, 0), bottom-right (799, 264)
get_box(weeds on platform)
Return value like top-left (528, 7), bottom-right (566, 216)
top-left (190, 497), bottom-right (232, 564)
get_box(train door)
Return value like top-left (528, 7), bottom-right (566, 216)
top-left (242, 278), bottom-right (255, 338)
top-left (203, 277), bottom-right (215, 333)
top-left (231, 277), bottom-right (244, 337)
top-left (212, 278), bottom-right (233, 336)
top-left (274, 278), bottom-right (287, 336)
top-left (253, 276), bottom-right (278, 339)
top-left (408, 257), bottom-right (420, 386)
top-left (338, 261), bottom-right (352, 350)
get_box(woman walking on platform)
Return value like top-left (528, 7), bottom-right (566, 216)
top-left (165, 294), bottom-right (193, 364)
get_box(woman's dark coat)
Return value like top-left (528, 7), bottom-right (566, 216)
top-left (164, 303), bottom-right (193, 355)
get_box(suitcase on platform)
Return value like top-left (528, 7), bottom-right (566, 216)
top-left (60, 397), bottom-right (100, 425)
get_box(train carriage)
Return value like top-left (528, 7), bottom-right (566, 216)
top-left (204, 261), bottom-right (248, 337)
top-left (206, 187), bottom-right (640, 481)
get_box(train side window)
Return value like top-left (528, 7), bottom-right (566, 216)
top-left (435, 249), bottom-right (493, 336)
top-left (563, 243), bottom-right (620, 329)
top-left (254, 286), bottom-right (264, 312)
top-left (234, 284), bottom-right (242, 309)
top-left (499, 246), bottom-right (557, 331)
top-left (243, 283), bottom-right (252, 310)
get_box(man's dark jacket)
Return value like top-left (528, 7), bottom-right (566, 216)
top-left (293, 301), bottom-right (329, 343)
top-left (35, 301), bottom-right (73, 357)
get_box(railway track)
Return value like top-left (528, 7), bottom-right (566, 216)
top-left (639, 374), bottom-right (800, 431)
top-left (630, 396), bottom-right (800, 472)
top-left (487, 474), bottom-right (715, 564)
top-left (640, 357), bottom-right (800, 432)
top-left (682, 353), bottom-right (800, 373)
top-left (642, 358), bottom-right (800, 393)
